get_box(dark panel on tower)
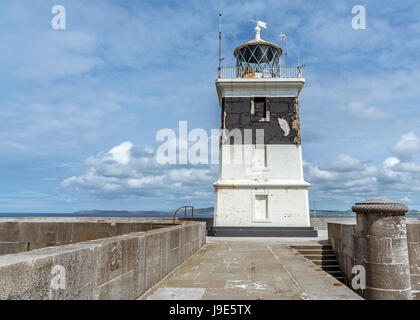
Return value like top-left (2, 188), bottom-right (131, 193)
top-left (222, 97), bottom-right (301, 145)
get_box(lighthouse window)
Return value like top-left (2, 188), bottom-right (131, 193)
top-left (251, 97), bottom-right (270, 122)
top-left (254, 97), bottom-right (266, 118)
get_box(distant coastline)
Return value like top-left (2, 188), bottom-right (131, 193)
top-left (0, 207), bottom-right (419, 218)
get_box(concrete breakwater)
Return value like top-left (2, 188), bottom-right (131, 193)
top-left (0, 218), bottom-right (206, 300)
top-left (310, 217), bottom-right (420, 231)
top-left (327, 199), bottom-right (420, 300)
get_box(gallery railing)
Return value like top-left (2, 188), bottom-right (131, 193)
top-left (218, 66), bottom-right (304, 79)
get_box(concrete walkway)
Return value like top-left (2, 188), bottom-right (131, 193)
top-left (139, 235), bottom-right (362, 300)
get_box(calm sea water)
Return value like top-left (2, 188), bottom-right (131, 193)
top-left (0, 212), bottom-right (213, 218)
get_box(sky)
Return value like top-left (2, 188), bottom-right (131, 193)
top-left (0, 0), bottom-right (420, 213)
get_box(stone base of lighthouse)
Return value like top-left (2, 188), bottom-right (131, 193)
top-left (214, 182), bottom-right (310, 226)
top-left (211, 183), bottom-right (316, 237)
top-left (210, 144), bottom-right (317, 237)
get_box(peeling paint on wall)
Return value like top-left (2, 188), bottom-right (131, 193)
top-left (277, 118), bottom-right (290, 136)
top-left (222, 97), bottom-right (301, 145)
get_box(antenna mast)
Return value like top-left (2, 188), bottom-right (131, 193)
top-left (280, 32), bottom-right (288, 68)
top-left (218, 13), bottom-right (222, 78)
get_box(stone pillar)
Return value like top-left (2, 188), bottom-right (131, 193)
top-left (352, 198), bottom-right (412, 300)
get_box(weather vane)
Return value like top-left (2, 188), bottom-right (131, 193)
top-left (250, 19), bottom-right (267, 41)
top-left (250, 19), bottom-right (267, 29)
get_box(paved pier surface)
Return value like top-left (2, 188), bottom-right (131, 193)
top-left (139, 234), bottom-right (362, 300)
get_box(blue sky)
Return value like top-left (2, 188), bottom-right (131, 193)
top-left (0, 0), bottom-right (420, 213)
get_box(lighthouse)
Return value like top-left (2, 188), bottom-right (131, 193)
top-left (212, 21), bottom-right (317, 237)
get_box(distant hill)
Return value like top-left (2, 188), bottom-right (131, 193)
top-left (74, 207), bottom-right (420, 217)
top-left (75, 209), bottom-right (169, 215)
top-left (74, 207), bottom-right (215, 217)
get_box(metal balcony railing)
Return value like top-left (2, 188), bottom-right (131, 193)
top-left (218, 66), bottom-right (304, 79)
top-left (172, 206), bottom-right (194, 225)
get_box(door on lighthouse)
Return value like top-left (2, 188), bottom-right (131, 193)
top-left (254, 194), bottom-right (268, 220)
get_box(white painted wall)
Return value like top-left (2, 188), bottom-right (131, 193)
top-left (215, 78), bottom-right (305, 106)
top-left (220, 144), bottom-right (304, 180)
top-left (214, 187), bottom-right (310, 227)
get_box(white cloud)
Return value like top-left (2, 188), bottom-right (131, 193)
top-left (383, 157), bottom-right (400, 169)
top-left (61, 141), bottom-right (217, 202)
top-left (305, 150), bottom-right (420, 206)
top-left (318, 154), bottom-right (365, 172)
top-left (389, 132), bottom-right (420, 160)
top-left (108, 141), bottom-right (133, 165)
top-left (343, 101), bottom-right (392, 120)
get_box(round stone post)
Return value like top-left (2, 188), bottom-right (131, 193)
top-left (352, 198), bottom-right (412, 300)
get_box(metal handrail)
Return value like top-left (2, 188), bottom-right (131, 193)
top-left (172, 206), bottom-right (194, 225)
top-left (218, 65), bottom-right (303, 79)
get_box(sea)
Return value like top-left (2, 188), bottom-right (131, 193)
top-left (0, 212), bottom-right (209, 218)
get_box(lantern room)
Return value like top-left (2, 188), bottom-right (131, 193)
top-left (233, 24), bottom-right (282, 78)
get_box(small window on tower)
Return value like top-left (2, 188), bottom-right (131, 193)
top-left (254, 97), bottom-right (266, 119)
top-left (251, 97), bottom-right (270, 122)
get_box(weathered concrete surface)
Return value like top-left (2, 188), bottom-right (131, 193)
top-left (139, 237), bottom-right (361, 300)
top-left (328, 220), bottom-right (420, 300)
top-left (310, 218), bottom-right (356, 230)
top-left (407, 223), bottom-right (420, 299)
top-left (327, 223), bottom-right (356, 287)
top-left (0, 218), bottom-right (206, 300)
top-left (356, 205), bottom-right (411, 300)
top-left (310, 217), bottom-right (420, 231)
top-left (0, 218), bottom-right (179, 255)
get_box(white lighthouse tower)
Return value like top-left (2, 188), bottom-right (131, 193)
top-left (212, 21), bottom-right (317, 237)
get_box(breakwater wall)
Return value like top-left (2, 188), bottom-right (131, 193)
top-left (0, 218), bottom-right (206, 300)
